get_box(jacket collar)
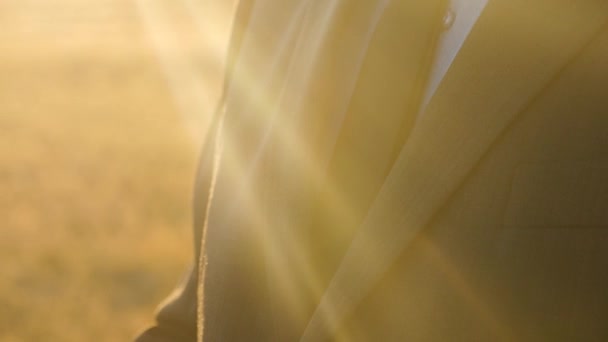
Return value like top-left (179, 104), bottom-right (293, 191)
top-left (301, 0), bottom-right (608, 340)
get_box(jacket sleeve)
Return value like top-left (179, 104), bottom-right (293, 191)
top-left (134, 2), bottom-right (255, 341)
top-left (135, 98), bottom-right (223, 341)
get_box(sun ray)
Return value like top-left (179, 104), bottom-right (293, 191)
top-left (133, 0), bottom-right (236, 144)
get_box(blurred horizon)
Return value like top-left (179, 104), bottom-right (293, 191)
top-left (0, 0), bottom-right (235, 340)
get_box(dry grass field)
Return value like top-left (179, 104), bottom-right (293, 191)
top-left (0, 0), bottom-right (234, 340)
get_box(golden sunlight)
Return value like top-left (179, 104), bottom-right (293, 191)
top-left (0, 0), bottom-right (234, 341)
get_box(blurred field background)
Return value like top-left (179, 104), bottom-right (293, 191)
top-left (0, 0), bottom-right (235, 340)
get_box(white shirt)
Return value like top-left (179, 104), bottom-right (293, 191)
top-left (420, 0), bottom-right (489, 114)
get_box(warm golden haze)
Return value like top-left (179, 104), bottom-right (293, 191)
top-left (0, 0), bottom-right (234, 340)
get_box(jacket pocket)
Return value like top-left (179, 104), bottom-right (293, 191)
top-left (503, 162), bottom-right (608, 228)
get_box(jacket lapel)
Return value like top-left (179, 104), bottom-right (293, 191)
top-left (301, 0), bottom-right (608, 340)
